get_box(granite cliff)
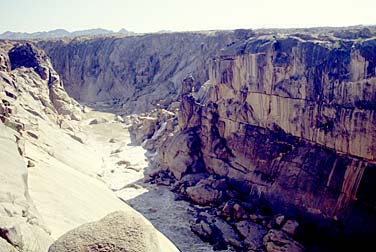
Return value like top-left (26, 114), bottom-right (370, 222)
top-left (158, 32), bottom-right (376, 250)
top-left (179, 34), bottom-right (376, 206)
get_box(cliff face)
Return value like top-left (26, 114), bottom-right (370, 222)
top-left (39, 31), bottom-right (252, 113)
top-left (177, 35), bottom-right (376, 232)
top-left (2, 28), bottom-right (375, 250)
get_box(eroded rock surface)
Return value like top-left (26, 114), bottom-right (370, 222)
top-left (39, 31), bottom-right (252, 113)
top-left (48, 211), bottom-right (178, 252)
top-left (0, 125), bottom-right (53, 252)
top-left (0, 41), bottom-right (84, 251)
top-left (2, 27), bottom-right (376, 252)
top-left (0, 41), bottom-right (179, 252)
top-left (174, 34), bottom-right (376, 224)
top-left (7, 43), bottom-right (83, 120)
top-left (146, 31), bottom-right (376, 251)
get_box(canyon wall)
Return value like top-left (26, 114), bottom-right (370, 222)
top-left (39, 31), bottom-right (252, 113)
top-left (38, 28), bottom-right (376, 236)
top-left (29, 28), bottom-right (376, 249)
top-left (174, 34), bottom-right (376, 235)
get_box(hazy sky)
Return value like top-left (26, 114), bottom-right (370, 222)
top-left (0, 0), bottom-right (375, 33)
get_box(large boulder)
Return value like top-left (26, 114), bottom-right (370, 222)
top-left (48, 211), bottom-right (179, 252)
top-left (263, 229), bottom-right (305, 252)
top-left (129, 116), bottom-right (158, 145)
top-left (128, 109), bottom-right (177, 152)
top-left (191, 212), bottom-right (243, 250)
top-left (235, 220), bottom-right (267, 249)
top-left (186, 184), bottom-right (222, 206)
top-left (160, 129), bottom-right (204, 179)
top-left (185, 176), bottom-right (227, 206)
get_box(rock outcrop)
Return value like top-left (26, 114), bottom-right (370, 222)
top-left (1, 39), bottom-right (184, 252)
top-left (8, 43), bottom-right (83, 120)
top-left (38, 31), bottom-right (253, 113)
top-left (0, 124), bottom-right (54, 252)
top-left (0, 41), bottom-right (85, 251)
top-left (116, 28), bottom-right (376, 251)
top-left (155, 33), bottom-right (376, 249)
top-left (201, 34), bottom-right (375, 215)
top-left (48, 211), bottom-right (179, 252)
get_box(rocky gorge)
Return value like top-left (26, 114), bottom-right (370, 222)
top-left (0, 41), bottom-right (179, 252)
top-left (0, 26), bottom-right (375, 252)
top-left (157, 31), bottom-right (376, 251)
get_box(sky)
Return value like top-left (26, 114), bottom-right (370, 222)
top-left (0, 0), bottom-right (375, 34)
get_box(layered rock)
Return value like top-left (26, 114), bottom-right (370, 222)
top-left (116, 29), bottom-right (376, 251)
top-left (38, 30), bottom-right (253, 113)
top-left (168, 34), bottom-right (376, 243)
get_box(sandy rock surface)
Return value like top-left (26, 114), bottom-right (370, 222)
top-left (48, 211), bottom-right (178, 252)
top-left (0, 41), bottom-right (180, 252)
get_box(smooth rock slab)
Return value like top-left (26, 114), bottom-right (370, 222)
top-left (0, 237), bottom-right (17, 252)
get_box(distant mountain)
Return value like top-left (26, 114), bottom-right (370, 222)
top-left (70, 28), bottom-right (114, 37)
top-left (156, 30), bottom-right (174, 34)
top-left (0, 28), bottom-right (134, 40)
top-left (118, 28), bottom-right (129, 34)
top-left (118, 28), bottom-right (136, 36)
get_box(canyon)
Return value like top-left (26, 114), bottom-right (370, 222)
top-left (0, 26), bottom-right (375, 252)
